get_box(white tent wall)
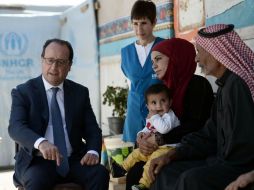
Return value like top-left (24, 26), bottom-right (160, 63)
top-left (60, 0), bottom-right (100, 121)
top-left (0, 15), bottom-right (60, 167)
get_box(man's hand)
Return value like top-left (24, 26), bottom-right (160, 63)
top-left (80, 153), bottom-right (99, 166)
top-left (225, 171), bottom-right (254, 190)
top-left (137, 133), bottom-right (158, 156)
top-left (38, 140), bottom-right (62, 166)
top-left (149, 149), bottom-right (176, 183)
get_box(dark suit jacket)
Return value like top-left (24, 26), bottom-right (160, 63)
top-left (8, 75), bottom-right (102, 178)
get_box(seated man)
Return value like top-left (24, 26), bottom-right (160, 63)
top-left (8, 38), bottom-right (109, 190)
top-left (149, 24), bottom-right (254, 190)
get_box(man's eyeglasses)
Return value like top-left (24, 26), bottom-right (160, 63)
top-left (42, 57), bottom-right (70, 66)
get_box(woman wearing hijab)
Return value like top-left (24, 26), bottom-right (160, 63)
top-left (149, 24), bottom-right (254, 190)
top-left (126, 38), bottom-right (214, 190)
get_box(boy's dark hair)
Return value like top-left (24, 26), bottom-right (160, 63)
top-left (41, 38), bottom-right (74, 64)
top-left (131, 0), bottom-right (156, 24)
top-left (145, 83), bottom-right (172, 103)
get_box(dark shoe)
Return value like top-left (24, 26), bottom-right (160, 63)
top-left (131, 184), bottom-right (147, 190)
top-left (110, 159), bottom-right (126, 178)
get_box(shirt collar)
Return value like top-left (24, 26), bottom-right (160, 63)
top-left (135, 40), bottom-right (155, 48)
top-left (42, 76), bottom-right (64, 91)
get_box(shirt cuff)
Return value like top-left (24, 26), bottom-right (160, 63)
top-left (87, 150), bottom-right (99, 157)
top-left (34, 137), bottom-right (47, 149)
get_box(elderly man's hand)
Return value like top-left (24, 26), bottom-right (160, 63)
top-left (149, 149), bottom-right (176, 182)
top-left (137, 132), bottom-right (158, 156)
top-left (38, 140), bottom-right (62, 166)
top-left (225, 171), bottom-right (254, 190)
top-left (80, 153), bottom-right (99, 166)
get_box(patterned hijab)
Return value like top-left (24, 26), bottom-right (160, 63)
top-left (196, 24), bottom-right (254, 102)
top-left (152, 38), bottom-right (197, 117)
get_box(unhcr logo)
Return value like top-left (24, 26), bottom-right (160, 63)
top-left (0, 32), bottom-right (28, 56)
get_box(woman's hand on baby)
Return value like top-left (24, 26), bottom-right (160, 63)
top-left (138, 133), bottom-right (158, 156)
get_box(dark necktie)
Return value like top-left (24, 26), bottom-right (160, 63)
top-left (51, 87), bottom-right (69, 177)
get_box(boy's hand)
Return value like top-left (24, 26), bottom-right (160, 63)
top-left (137, 132), bottom-right (145, 143)
top-left (147, 110), bottom-right (158, 119)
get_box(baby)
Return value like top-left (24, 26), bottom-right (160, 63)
top-left (111, 83), bottom-right (180, 190)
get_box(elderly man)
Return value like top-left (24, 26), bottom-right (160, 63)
top-left (9, 39), bottom-right (109, 190)
top-left (149, 24), bottom-right (254, 190)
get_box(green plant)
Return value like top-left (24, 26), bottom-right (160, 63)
top-left (102, 86), bottom-right (128, 119)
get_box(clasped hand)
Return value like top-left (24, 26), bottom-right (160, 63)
top-left (137, 132), bottom-right (176, 183)
top-left (137, 132), bottom-right (158, 156)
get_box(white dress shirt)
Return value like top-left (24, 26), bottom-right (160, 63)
top-left (34, 76), bottom-right (98, 157)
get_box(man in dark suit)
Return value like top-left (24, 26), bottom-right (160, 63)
top-left (8, 38), bottom-right (109, 190)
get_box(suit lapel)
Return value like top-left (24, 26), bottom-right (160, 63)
top-left (63, 80), bottom-right (72, 135)
top-left (34, 76), bottom-right (49, 134)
